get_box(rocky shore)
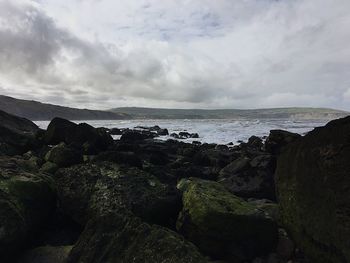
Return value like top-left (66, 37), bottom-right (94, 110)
top-left (0, 109), bottom-right (349, 263)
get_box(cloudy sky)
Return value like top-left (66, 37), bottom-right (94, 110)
top-left (0, 0), bottom-right (350, 110)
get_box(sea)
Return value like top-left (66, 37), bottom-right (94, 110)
top-left (34, 119), bottom-right (329, 145)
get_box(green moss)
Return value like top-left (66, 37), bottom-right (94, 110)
top-left (177, 178), bottom-right (278, 260)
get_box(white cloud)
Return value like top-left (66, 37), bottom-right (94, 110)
top-left (0, 0), bottom-right (350, 110)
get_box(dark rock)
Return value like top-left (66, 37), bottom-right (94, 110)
top-left (170, 132), bottom-right (180, 139)
top-left (45, 143), bottom-right (83, 168)
top-left (219, 155), bottom-right (276, 200)
top-left (0, 110), bottom-right (41, 155)
top-left (55, 162), bottom-right (182, 227)
top-left (120, 130), bottom-right (155, 142)
top-left (264, 130), bottom-right (301, 154)
top-left (157, 128), bottom-right (169, 136)
top-left (0, 156), bottom-right (56, 260)
top-left (149, 151), bottom-right (169, 165)
top-left (219, 156), bottom-right (251, 176)
top-left (40, 161), bottom-right (59, 174)
top-left (275, 116), bottom-right (350, 262)
top-left (276, 229), bottom-right (295, 260)
top-left (191, 133), bottom-right (199, 138)
top-left (215, 144), bottom-right (229, 151)
top-left (176, 178), bottom-right (278, 261)
top-left (67, 212), bottom-right (208, 263)
top-left (44, 118), bottom-right (113, 154)
top-left (16, 245), bottom-right (72, 263)
top-left (109, 128), bottom-right (122, 135)
top-left (44, 118), bottom-right (77, 145)
top-left (94, 151), bottom-right (142, 168)
top-left (247, 136), bottom-right (264, 149)
top-left (179, 132), bottom-right (191, 138)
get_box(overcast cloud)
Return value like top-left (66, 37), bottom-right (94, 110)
top-left (0, 0), bottom-right (350, 110)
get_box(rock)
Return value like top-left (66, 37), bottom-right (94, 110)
top-left (94, 151), bottom-right (143, 168)
top-left (44, 118), bottom-right (77, 145)
top-left (179, 132), bottom-right (191, 138)
top-left (276, 229), bottom-right (295, 260)
top-left (176, 178), bottom-right (278, 261)
top-left (16, 245), bottom-right (72, 263)
top-left (44, 118), bottom-right (113, 154)
top-left (157, 128), bottom-right (169, 136)
top-left (55, 162), bottom-right (181, 227)
top-left (247, 136), bottom-right (264, 149)
top-left (275, 116), bottom-right (350, 262)
top-left (0, 156), bottom-right (56, 260)
top-left (264, 130), bottom-right (301, 155)
top-left (120, 130), bottom-right (155, 142)
top-left (40, 161), bottom-right (59, 174)
top-left (248, 199), bottom-right (280, 225)
top-left (109, 128), bottom-right (122, 135)
top-left (219, 155), bottom-right (276, 200)
top-left (0, 110), bottom-right (41, 155)
top-left (170, 132), bottom-right (180, 139)
top-left (45, 143), bottom-right (83, 168)
top-left (67, 212), bottom-right (208, 263)
top-left (219, 157), bottom-right (251, 176)
top-left (191, 133), bottom-right (199, 138)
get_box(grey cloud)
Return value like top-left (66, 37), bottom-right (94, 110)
top-left (0, 0), bottom-right (350, 110)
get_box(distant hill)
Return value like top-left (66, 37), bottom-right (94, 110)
top-left (110, 107), bottom-right (349, 120)
top-left (1, 95), bottom-right (348, 121)
top-left (0, 95), bottom-right (130, 121)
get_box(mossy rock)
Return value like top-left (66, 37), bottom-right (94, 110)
top-left (55, 162), bottom-right (181, 227)
top-left (0, 156), bottom-right (56, 260)
top-left (275, 116), bottom-right (350, 262)
top-left (177, 178), bottom-right (278, 261)
top-left (67, 212), bottom-right (208, 263)
top-left (45, 143), bottom-right (83, 167)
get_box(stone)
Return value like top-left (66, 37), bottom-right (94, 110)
top-left (0, 156), bottom-right (56, 260)
top-left (16, 245), bottom-right (72, 263)
top-left (44, 118), bottom-right (113, 154)
top-left (176, 178), bottom-right (278, 261)
top-left (67, 212), bottom-right (208, 263)
top-left (55, 162), bottom-right (182, 227)
top-left (264, 130), bottom-right (301, 155)
top-left (45, 143), bottom-right (83, 168)
top-left (275, 116), bottom-right (350, 262)
top-left (219, 155), bottom-right (276, 200)
top-left (0, 110), bottom-right (41, 155)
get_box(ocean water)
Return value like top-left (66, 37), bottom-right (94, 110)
top-left (35, 119), bottom-right (329, 145)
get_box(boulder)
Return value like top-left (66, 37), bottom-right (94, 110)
top-left (109, 128), bottom-right (122, 135)
top-left (45, 143), bottom-right (83, 168)
top-left (176, 178), bottom-right (278, 261)
top-left (219, 155), bottom-right (276, 200)
top-left (157, 128), bottom-right (169, 136)
top-left (264, 130), bottom-right (301, 154)
top-left (0, 110), bottom-right (41, 155)
top-left (275, 116), bottom-right (350, 262)
top-left (55, 162), bottom-right (181, 227)
top-left (94, 151), bottom-right (143, 168)
top-left (120, 130), bottom-right (155, 142)
top-left (67, 212), bottom-right (208, 263)
top-left (44, 118), bottom-right (113, 154)
top-left (247, 136), bottom-right (264, 149)
top-left (0, 156), bottom-right (56, 260)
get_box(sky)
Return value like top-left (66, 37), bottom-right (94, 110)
top-left (0, 0), bottom-right (350, 110)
